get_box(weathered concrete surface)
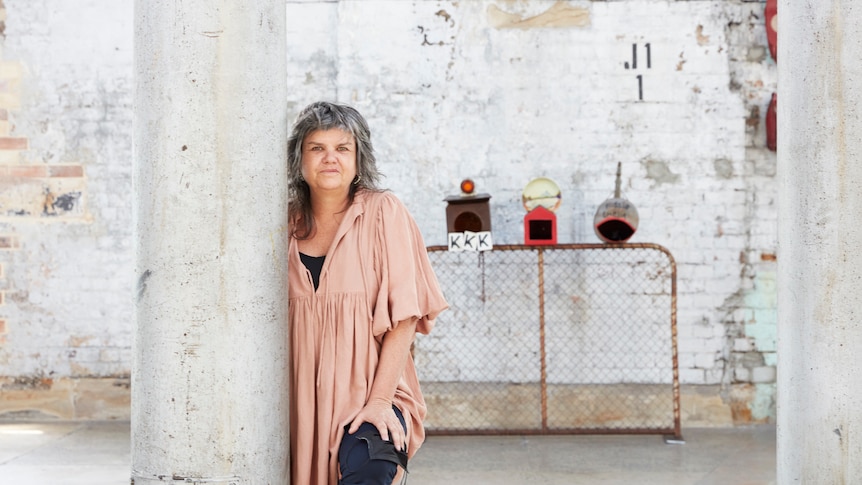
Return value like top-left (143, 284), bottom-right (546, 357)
top-left (132, 0), bottom-right (288, 482)
top-left (0, 377), bottom-right (129, 420)
top-left (777, 2), bottom-right (862, 482)
top-left (422, 382), bottom-right (738, 432)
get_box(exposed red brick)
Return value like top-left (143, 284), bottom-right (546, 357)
top-left (49, 165), bottom-right (84, 178)
top-left (8, 165), bottom-right (47, 178)
top-left (0, 235), bottom-right (19, 249)
top-left (0, 319), bottom-right (6, 334)
top-left (760, 253), bottom-right (777, 262)
top-left (0, 137), bottom-right (28, 150)
top-left (1, 376), bottom-right (53, 390)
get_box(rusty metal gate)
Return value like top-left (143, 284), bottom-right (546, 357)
top-left (415, 243), bottom-right (681, 439)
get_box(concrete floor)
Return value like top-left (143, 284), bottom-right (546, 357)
top-left (0, 421), bottom-right (775, 485)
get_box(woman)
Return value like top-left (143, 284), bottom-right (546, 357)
top-left (287, 101), bottom-right (448, 485)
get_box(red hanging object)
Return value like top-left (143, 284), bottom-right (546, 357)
top-left (765, 0), bottom-right (777, 151)
top-left (765, 0), bottom-right (777, 62)
top-left (766, 93), bottom-right (777, 152)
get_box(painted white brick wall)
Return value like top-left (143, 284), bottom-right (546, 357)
top-left (1, 0), bottom-right (134, 376)
top-left (286, 0), bottom-right (775, 395)
top-left (0, 0), bottom-right (777, 420)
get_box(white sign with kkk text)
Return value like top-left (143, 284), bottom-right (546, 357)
top-left (447, 231), bottom-right (493, 252)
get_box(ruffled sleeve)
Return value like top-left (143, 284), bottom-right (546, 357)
top-left (371, 192), bottom-right (448, 336)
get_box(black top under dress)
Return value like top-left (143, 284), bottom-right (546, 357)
top-left (299, 252), bottom-right (325, 291)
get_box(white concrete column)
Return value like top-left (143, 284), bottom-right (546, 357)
top-left (777, 3), bottom-right (862, 482)
top-left (133, 1), bottom-right (288, 483)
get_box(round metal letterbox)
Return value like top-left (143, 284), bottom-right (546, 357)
top-left (594, 198), bottom-right (639, 242)
top-left (594, 162), bottom-right (639, 243)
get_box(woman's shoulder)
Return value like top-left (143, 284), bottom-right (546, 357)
top-left (358, 189), bottom-right (405, 212)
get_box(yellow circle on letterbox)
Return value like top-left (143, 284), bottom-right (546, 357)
top-left (522, 177), bottom-right (562, 212)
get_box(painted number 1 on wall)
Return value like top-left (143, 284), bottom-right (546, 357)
top-left (624, 43), bottom-right (651, 101)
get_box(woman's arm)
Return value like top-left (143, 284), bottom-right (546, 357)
top-left (347, 317), bottom-right (418, 451)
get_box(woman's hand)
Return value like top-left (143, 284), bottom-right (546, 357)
top-left (347, 398), bottom-right (406, 451)
top-left (350, 318), bottom-right (417, 453)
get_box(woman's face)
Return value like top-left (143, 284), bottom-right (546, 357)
top-left (300, 128), bottom-right (358, 198)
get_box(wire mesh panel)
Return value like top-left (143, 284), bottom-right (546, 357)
top-left (415, 243), bottom-right (680, 438)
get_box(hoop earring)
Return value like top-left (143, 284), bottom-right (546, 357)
top-left (353, 174), bottom-right (362, 185)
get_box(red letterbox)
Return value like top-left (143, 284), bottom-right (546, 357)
top-left (524, 205), bottom-right (557, 245)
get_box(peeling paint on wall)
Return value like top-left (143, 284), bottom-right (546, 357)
top-left (0, 170), bottom-right (87, 220)
top-left (488, 1), bottom-right (590, 29)
top-left (642, 159), bottom-right (680, 187)
top-left (714, 158), bottom-right (734, 179)
top-left (696, 25), bottom-right (710, 45)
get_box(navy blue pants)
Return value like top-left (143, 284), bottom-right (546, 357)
top-left (338, 406), bottom-right (408, 485)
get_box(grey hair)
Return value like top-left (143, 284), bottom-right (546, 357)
top-left (287, 101), bottom-right (383, 239)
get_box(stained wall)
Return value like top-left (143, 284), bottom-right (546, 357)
top-left (0, 0), bottom-right (777, 425)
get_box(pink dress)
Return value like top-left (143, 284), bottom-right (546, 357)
top-left (288, 190), bottom-right (448, 485)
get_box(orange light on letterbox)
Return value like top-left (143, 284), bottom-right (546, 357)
top-left (460, 178), bottom-right (475, 195)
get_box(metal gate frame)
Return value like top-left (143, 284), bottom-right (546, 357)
top-left (421, 243), bottom-right (682, 441)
